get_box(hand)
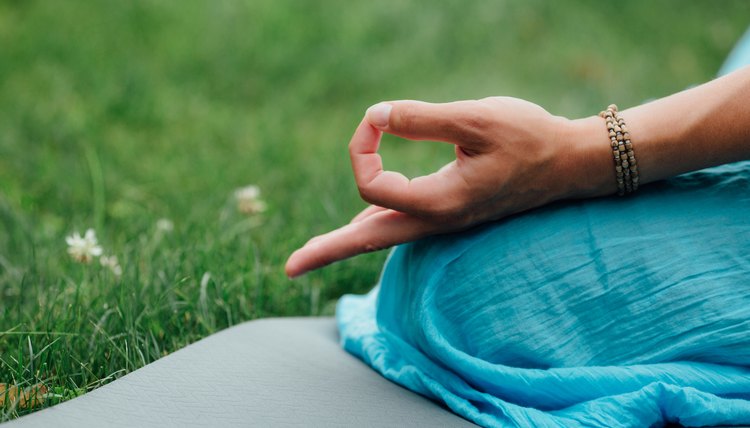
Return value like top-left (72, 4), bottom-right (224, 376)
top-left (285, 97), bottom-right (596, 278)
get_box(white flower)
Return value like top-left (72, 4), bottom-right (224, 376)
top-left (234, 185), bottom-right (267, 215)
top-left (100, 255), bottom-right (123, 277)
top-left (66, 229), bottom-right (103, 263)
top-left (156, 218), bottom-right (174, 233)
top-left (235, 185), bottom-right (260, 200)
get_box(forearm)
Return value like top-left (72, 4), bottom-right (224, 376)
top-left (289, 79), bottom-right (750, 276)
top-left (565, 65), bottom-right (750, 199)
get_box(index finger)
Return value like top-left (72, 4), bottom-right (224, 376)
top-left (284, 209), bottom-right (435, 278)
top-left (348, 118), bottom-right (461, 215)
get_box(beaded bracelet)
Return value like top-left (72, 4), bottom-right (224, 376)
top-left (598, 104), bottom-right (639, 196)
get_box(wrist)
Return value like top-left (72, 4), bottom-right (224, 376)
top-left (556, 115), bottom-right (618, 200)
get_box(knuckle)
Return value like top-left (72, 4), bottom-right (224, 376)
top-left (355, 234), bottom-right (388, 254)
top-left (451, 102), bottom-right (493, 140)
top-left (357, 185), bottom-right (376, 204)
top-left (363, 242), bottom-right (385, 253)
top-left (390, 105), bottom-right (415, 132)
top-left (463, 102), bottom-right (493, 129)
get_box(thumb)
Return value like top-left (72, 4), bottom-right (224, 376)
top-left (365, 100), bottom-right (487, 146)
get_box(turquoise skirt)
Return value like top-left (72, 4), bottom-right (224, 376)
top-left (337, 31), bottom-right (750, 427)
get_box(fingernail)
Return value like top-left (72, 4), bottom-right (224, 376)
top-left (366, 103), bottom-right (392, 128)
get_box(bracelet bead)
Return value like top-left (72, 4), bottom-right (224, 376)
top-left (598, 104), bottom-right (639, 196)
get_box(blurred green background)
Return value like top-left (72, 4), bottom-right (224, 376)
top-left (0, 0), bottom-right (748, 419)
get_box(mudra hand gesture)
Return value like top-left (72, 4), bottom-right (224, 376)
top-left (286, 67), bottom-right (750, 277)
top-left (285, 97), bottom-right (591, 278)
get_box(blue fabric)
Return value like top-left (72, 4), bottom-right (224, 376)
top-left (337, 33), bottom-right (750, 428)
top-left (719, 27), bottom-right (750, 76)
top-left (337, 162), bottom-right (750, 427)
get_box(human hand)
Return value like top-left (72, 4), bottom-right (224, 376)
top-left (285, 97), bottom-right (609, 278)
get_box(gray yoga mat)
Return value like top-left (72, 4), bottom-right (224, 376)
top-left (5, 317), bottom-right (475, 427)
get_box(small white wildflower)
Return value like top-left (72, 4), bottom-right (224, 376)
top-left (156, 218), bottom-right (174, 233)
top-left (100, 255), bottom-right (123, 277)
top-left (65, 229), bottom-right (103, 263)
top-left (235, 184), bottom-right (260, 200)
top-left (234, 185), bottom-right (267, 215)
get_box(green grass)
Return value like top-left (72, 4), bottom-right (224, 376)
top-left (0, 0), bottom-right (748, 419)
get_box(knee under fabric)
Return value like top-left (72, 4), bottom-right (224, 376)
top-left (337, 161), bottom-right (750, 428)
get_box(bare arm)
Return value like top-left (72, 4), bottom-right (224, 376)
top-left (566, 65), bottom-right (750, 198)
top-left (286, 66), bottom-right (750, 278)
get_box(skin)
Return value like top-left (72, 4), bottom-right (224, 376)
top-left (285, 65), bottom-right (750, 278)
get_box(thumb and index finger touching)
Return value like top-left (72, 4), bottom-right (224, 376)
top-left (286, 100), bottom-right (481, 278)
top-left (350, 100), bottom-right (483, 214)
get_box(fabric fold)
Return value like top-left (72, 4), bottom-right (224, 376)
top-left (338, 161), bottom-right (750, 427)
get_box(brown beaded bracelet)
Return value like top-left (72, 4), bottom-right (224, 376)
top-left (598, 104), bottom-right (639, 196)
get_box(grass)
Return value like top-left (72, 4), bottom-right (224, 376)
top-left (0, 0), bottom-right (748, 420)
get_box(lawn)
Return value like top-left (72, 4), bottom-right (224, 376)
top-left (0, 0), bottom-right (748, 419)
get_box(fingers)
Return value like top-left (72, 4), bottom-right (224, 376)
top-left (350, 205), bottom-right (387, 223)
top-left (348, 119), bottom-right (465, 214)
top-left (284, 209), bottom-right (435, 278)
top-left (298, 205), bottom-right (384, 250)
top-left (285, 99), bottom-right (497, 278)
top-left (366, 100), bottom-right (490, 147)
